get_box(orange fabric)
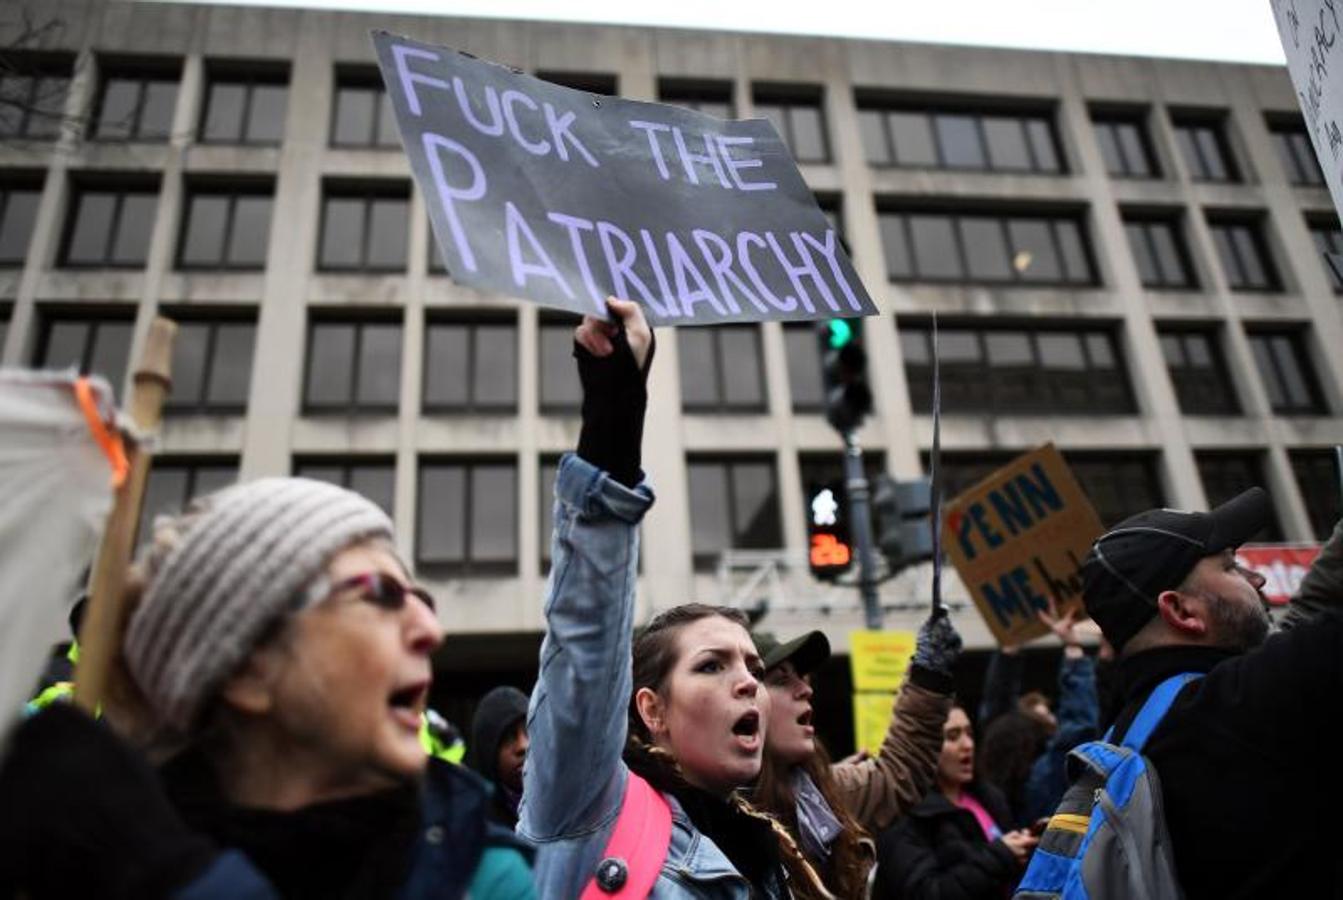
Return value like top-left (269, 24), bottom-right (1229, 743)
top-left (74, 377), bottom-right (129, 488)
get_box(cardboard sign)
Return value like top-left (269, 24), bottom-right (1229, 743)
top-left (371, 32), bottom-right (876, 326)
top-left (1236, 544), bottom-right (1322, 606)
top-left (1273, 2), bottom-right (1343, 224)
top-left (943, 444), bottom-right (1103, 646)
top-left (848, 629), bottom-right (916, 692)
top-left (852, 691), bottom-right (896, 756)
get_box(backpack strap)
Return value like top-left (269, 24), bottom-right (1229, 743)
top-left (1116, 672), bottom-right (1201, 752)
top-left (580, 771), bottom-right (673, 899)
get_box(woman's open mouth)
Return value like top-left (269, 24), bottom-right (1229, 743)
top-left (388, 682), bottom-right (429, 730)
top-left (731, 710), bottom-right (762, 751)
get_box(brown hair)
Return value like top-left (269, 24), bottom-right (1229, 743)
top-left (754, 712), bottom-right (872, 898)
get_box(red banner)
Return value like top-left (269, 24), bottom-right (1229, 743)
top-left (1236, 545), bottom-right (1322, 606)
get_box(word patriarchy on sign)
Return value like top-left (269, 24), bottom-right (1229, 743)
top-left (372, 31), bottom-right (877, 325)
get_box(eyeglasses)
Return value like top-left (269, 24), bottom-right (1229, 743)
top-left (303, 572), bottom-right (437, 614)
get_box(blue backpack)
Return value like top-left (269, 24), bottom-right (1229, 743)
top-left (1014, 673), bottom-right (1200, 900)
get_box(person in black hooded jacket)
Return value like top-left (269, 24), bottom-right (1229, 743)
top-left (873, 706), bottom-right (1036, 900)
top-left (466, 686), bottom-right (529, 830)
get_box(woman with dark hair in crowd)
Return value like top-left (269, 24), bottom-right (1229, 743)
top-left (0, 480), bottom-right (533, 897)
top-left (522, 299), bottom-right (832, 898)
top-left (752, 619), bottom-right (960, 898)
top-left (873, 706), bottom-right (1038, 900)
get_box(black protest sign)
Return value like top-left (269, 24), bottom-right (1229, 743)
top-left (372, 31), bottom-right (876, 326)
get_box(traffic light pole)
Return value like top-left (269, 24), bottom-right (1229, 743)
top-left (843, 430), bottom-right (883, 630)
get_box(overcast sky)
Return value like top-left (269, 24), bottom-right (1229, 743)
top-left (142, 0), bottom-right (1289, 66)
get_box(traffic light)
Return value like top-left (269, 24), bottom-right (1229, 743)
top-left (872, 475), bottom-right (934, 571)
top-left (817, 317), bottom-right (872, 434)
top-left (807, 481), bottom-right (853, 580)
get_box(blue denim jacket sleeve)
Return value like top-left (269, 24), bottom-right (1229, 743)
top-left (1024, 654), bottom-right (1099, 823)
top-left (518, 453), bottom-right (654, 842)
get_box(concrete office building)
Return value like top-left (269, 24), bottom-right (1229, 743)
top-left (4, 0), bottom-right (1343, 687)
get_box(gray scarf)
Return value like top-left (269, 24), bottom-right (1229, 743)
top-left (793, 769), bottom-right (844, 862)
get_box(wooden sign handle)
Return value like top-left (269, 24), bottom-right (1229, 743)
top-left (73, 317), bottom-right (176, 714)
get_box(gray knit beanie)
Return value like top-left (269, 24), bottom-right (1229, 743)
top-left (124, 477), bottom-right (395, 732)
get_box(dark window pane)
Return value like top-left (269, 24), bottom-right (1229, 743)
top-left (97, 79), bottom-right (138, 139)
top-left (1094, 122), bottom-right (1125, 174)
top-left (138, 467), bottom-right (188, 542)
top-left (959, 217), bottom-right (1011, 281)
top-left (719, 327), bottom-right (765, 407)
top-left (202, 82), bottom-right (245, 141)
top-left (1116, 122), bottom-right (1152, 176)
top-left (890, 112), bottom-right (937, 166)
top-left (139, 80), bottom-right (177, 138)
top-left (731, 461), bottom-right (781, 549)
top-left (539, 460), bottom-right (559, 566)
top-left (858, 110), bottom-right (890, 164)
top-left (180, 195), bottom-right (228, 265)
top-left (1007, 219), bottom-right (1061, 282)
top-left (227, 196), bottom-right (271, 266)
top-left (247, 84), bottom-right (287, 143)
top-left (66, 193), bottom-right (115, 264)
top-left (88, 321), bottom-right (132, 387)
top-left (1148, 222), bottom-right (1186, 286)
top-left (206, 323), bottom-right (254, 407)
top-left (169, 322), bottom-right (209, 405)
top-left (1125, 223), bottom-right (1159, 286)
top-left (688, 462), bottom-right (730, 565)
top-left (473, 324), bottom-right (517, 408)
top-left (424, 324), bottom-right (469, 408)
top-left (110, 193), bottom-right (155, 264)
top-left (983, 116), bottom-right (1031, 170)
top-left (333, 87), bottom-right (374, 145)
top-left (908, 214), bottom-right (961, 279)
top-left (785, 325), bottom-right (824, 409)
top-left (471, 465), bottom-right (516, 564)
top-left (1291, 451), bottom-right (1343, 539)
top-left (0, 189), bottom-right (40, 264)
top-left (788, 105), bottom-right (828, 162)
top-left (355, 323), bottom-right (401, 407)
top-left (349, 464), bottom-right (395, 517)
top-left (1026, 119), bottom-right (1060, 172)
top-left (878, 214), bottom-right (912, 278)
top-left (418, 466), bottom-right (466, 563)
top-left (1231, 226), bottom-right (1268, 288)
top-left (319, 197), bottom-right (364, 269)
top-left (678, 329), bottom-right (718, 408)
top-left (375, 93), bottom-right (399, 146)
top-left (42, 321), bottom-right (89, 370)
top-left (366, 197), bottom-right (407, 269)
top-left (539, 322), bottom-right (582, 410)
top-left (1054, 220), bottom-right (1090, 283)
top-left (1194, 128), bottom-right (1229, 181)
top-left (935, 114), bottom-right (985, 169)
top-left (306, 323), bottom-right (355, 407)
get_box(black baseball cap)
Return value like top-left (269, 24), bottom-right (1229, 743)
top-left (753, 630), bottom-right (831, 676)
top-left (1081, 487), bottom-right (1270, 652)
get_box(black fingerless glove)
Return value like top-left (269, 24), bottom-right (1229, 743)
top-left (575, 327), bottom-right (656, 488)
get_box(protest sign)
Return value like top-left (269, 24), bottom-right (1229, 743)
top-left (942, 444), bottom-right (1103, 646)
top-left (848, 629), bottom-right (916, 692)
top-left (852, 692), bottom-right (896, 756)
top-left (1236, 544), bottom-right (1322, 606)
top-left (1272, 2), bottom-right (1343, 223)
top-left (371, 31), bottom-right (876, 326)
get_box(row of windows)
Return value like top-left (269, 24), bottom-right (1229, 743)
top-left (29, 307), bottom-right (1330, 419)
top-left (136, 446), bottom-right (1343, 578)
top-left (2, 53), bottom-right (1331, 191)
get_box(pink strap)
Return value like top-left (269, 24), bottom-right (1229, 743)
top-left (580, 772), bottom-right (673, 899)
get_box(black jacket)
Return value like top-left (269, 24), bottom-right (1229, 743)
top-left (1111, 612), bottom-right (1343, 899)
top-left (873, 783), bottom-right (1018, 900)
top-left (466, 686), bottom-right (529, 830)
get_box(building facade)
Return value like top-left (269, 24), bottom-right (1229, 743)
top-left (3, 0), bottom-right (1343, 665)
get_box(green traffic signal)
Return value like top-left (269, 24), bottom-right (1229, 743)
top-left (827, 318), bottom-right (853, 349)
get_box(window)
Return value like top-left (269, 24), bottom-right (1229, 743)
top-left (137, 458), bottom-right (238, 544)
top-left (0, 182), bottom-right (41, 266)
top-left (163, 317), bottom-right (255, 414)
top-left (1091, 111), bottom-right (1159, 178)
top-left (0, 309), bottom-right (8, 351)
top-left (1123, 215), bottom-right (1196, 289)
top-left (1207, 217), bottom-right (1279, 291)
top-left (61, 181), bottom-right (158, 267)
top-left (900, 321), bottom-right (1133, 414)
top-left (0, 54), bottom-right (71, 139)
top-left (658, 80), bottom-right (734, 120)
top-left (879, 208), bottom-right (1095, 286)
top-left (294, 458), bottom-right (395, 517)
top-left (1158, 329), bottom-right (1238, 414)
top-left (93, 62), bottom-right (179, 141)
top-left (752, 87), bottom-right (829, 163)
top-left (1290, 450), bottom-right (1343, 540)
top-left (35, 310), bottom-right (135, 393)
top-left (177, 185), bottom-right (272, 269)
top-left (538, 315), bottom-right (583, 413)
top-left (200, 66), bottom-right (288, 144)
top-left (1070, 454), bottom-right (1165, 527)
top-left (1308, 217), bottom-right (1343, 292)
top-left (686, 456), bottom-right (783, 570)
top-left (318, 183), bottom-right (409, 272)
top-left (678, 325), bottom-right (767, 412)
top-left (534, 72), bottom-right (618, 95)
top-left (303, 316), bottom-right (402, 413)
top-left (539, 455), bottom-right (559, 570)
top-left (1268, 117), bottom-right (1325, 186)
top-left (1171, 113), bottom-right (1239, 182)
top-left (859, 102), bottom-right (1062, 173)
top-left (1196, 452), bottom-right (1282, 540)
top-left (423, 317), bottom-right (518, 413)
top-left (784, 323), bottom-right (824, 411)
top-left (417, 459), bottom-right (517, 575)
top-left (1246, 328), bottom-right (1327, 415)
top-left (331, 67), bottom-right (398, 148)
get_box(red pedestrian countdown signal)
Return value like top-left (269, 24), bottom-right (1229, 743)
top-left (808, 485), bottom-right (853, 580)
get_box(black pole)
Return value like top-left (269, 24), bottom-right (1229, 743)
top-left (844, 431), bottom-right (882, 629)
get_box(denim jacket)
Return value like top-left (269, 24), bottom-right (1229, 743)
top-left (520, 454), bottom-right (760, 899)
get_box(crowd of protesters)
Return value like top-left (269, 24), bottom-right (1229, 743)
top-left (1, 299), bottom-right (1342, 898)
